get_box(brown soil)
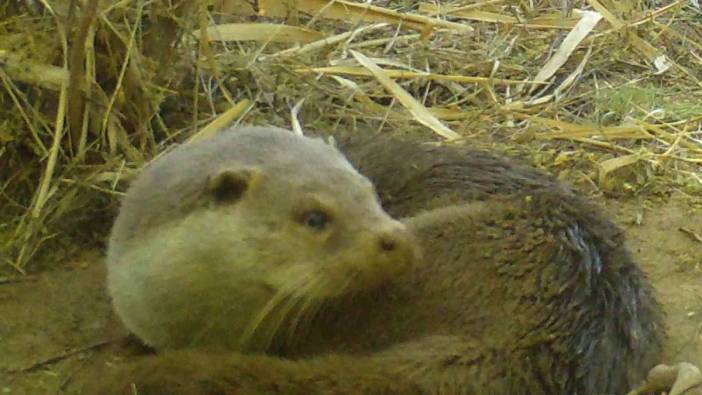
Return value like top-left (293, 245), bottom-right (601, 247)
top-left (1, 195), bottom-right (701, 394)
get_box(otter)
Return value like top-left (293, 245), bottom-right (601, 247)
top-left (87, 126), bottom-right (664, 394)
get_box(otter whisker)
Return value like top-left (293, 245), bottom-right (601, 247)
top-left (287, 294), bottom-right (316, 343)
top-left (299, 275), bottom-right (342, 332)
top-left (239, 286), bottom-right (294, 350)
top-left (240, 271), bottom-right (321, 350)
top-left (257, 285), bottom-right (311, 351)
top-left (261, 274), bottom-right (328, 350)
top-left (287, 277), bottom-right (326, 344)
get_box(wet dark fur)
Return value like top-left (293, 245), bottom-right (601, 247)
top-left (331, 131), bottom-right (664, 393)
top-left (331, 131), bottom-right (570, 216)
top-left (76, 129), bottom-right (664, 395)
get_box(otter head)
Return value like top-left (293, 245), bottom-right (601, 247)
top-left (106, 126), bottom-right (418, 352)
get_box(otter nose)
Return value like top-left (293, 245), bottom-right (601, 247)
top-left (350, 220), bottom-right (419, 287)
top-left (374, 222), bottom-right (419, 263)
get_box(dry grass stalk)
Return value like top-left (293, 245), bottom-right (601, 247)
top-left (419, 4), bottom-right (584, 30)
top-left (259, 0), bottom-right (474, 33)
top-left (259, 23), bottom-right (389, 60)
top-left (587, 0), bottom-right (672, 73)
top-left (296, 66), bottom-right (539, 85)
top-left (350, 50), bottom-right (460, 140)
top-left (531, 11), bottom-right (602, 88)
top-left (195, 23), bottom-right (327, 43)
top-left (188, 99), bottom-right (254, 143)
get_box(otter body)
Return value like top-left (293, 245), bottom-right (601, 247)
top-left (96, 126), bottom-right (663, 395)
top-left (329, 131), bottom-right (663, 392)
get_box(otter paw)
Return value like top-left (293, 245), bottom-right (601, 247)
top-left (628, 362), bottom-right (702, 395)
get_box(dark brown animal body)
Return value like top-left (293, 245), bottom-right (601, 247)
top-left (79, 127), bottom-right (663, 395)
top-left (331, 130), bottom-right (573, 215)
top-left (331, 131), bottom-right (664, 392)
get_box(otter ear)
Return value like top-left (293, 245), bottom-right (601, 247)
top-left (207, 167), bottom-right (258, 204)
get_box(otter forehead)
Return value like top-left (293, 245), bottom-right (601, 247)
top-left (112, 126), bottom-right (375, 244)
top-left (207, 126), bottom-right (356, 168)
top-left (206, 126), bottom-right (373, 190)
top-left (142, 126), bottom-right (363, 191)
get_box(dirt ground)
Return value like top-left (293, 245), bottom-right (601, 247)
top-left (0, 194), bottom-right (701, 394)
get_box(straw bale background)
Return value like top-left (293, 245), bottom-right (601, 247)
top-left (1, 0), bottom-right (701, 272)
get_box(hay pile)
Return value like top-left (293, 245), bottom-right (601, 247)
top-left (1, 0), bottom-right (701, 272)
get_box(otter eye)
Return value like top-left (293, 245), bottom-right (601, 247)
top-left (302, 210), bottom-right (330, 231)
